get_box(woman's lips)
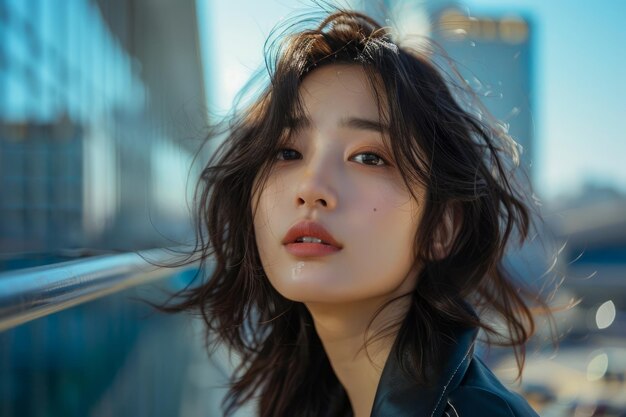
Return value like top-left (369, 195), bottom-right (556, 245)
top-left (284, 242), bottom-right (341, 257)
top-left (282, 220), bottom-right (342, 257)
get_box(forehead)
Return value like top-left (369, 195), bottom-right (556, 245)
top-left (298, 64), bottom-right (387, 121)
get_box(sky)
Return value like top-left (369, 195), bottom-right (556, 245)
top-left (197, 0), bottom-right (626, 202)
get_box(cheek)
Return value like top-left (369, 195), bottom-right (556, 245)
top-left (252, 174), bottom-right (285, 232)
top-left (350, 204), bottom-right (421, 292)
top-left (252, 178), bottom-right (291, 289)
top-left (253, 190), bottom-right (277, 256)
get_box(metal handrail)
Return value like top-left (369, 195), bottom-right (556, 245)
top-left (0, 249), bottom-right (198, 332)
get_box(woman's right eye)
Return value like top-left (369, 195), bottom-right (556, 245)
top-left (276, 148), bottom-right (302, 161)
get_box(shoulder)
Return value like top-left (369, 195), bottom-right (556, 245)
top-left (445, 356), bottom-right (540, 417)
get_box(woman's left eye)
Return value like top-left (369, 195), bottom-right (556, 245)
top-left (351, 152), bottom-right (387, 166)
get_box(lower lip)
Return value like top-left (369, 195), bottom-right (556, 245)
top-left (284, 243), bottom-right (341, 257)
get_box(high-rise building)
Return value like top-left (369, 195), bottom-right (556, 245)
top-left (431, 5), bottom-right (534, 174)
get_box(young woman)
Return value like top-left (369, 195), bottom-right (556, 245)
top-left (163, 8), bottom-right (552, 417)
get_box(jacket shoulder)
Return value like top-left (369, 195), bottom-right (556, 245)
top-left (446, 356), bottom-right (539, 417)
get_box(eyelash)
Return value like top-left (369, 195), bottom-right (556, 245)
top-left (351, 151), bottom-right (387, 166)
top-left (276, 148), bottom-right (301, 161)
top-left (275, 148), bottom-right (389, 167)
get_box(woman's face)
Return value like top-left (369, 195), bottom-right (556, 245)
top-left (253, 64), bottom-right (426, 305)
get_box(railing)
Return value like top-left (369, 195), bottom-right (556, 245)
top-left (0, 249), bottom-right (198, 332)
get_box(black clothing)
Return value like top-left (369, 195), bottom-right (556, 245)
top-left (327, 325), bottom-right (539, 417)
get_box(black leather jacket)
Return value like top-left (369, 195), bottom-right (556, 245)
top-left (328, 325), bottom-right (539, 417)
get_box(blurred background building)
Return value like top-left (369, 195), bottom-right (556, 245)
top-left (0, 1), bottom-right (217, 416)
top-left (1, 0), bottom-right (625, 416)
top-left (0, 0), bottom-right (205, 265)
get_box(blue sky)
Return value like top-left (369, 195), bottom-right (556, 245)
top-left (197, 0), bottom-right (626, 201)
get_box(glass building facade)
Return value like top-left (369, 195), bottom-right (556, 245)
top-left (0, 2), bottom-right (222, 416)
top-left (0, 0), bottom-right (202, 260)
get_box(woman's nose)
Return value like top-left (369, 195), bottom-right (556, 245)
top-left (295, 160), bottom-right (338, 210)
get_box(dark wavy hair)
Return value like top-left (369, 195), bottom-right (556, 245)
top-left (159, 7), bottom-right (554, 417)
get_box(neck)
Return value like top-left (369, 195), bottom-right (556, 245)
top-left (306, 295), bottom-right (412, 417)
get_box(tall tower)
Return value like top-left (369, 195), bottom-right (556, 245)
top-left (430, 5), bottom-right (534, 176)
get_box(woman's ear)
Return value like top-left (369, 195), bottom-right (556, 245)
top-left (431, 203), bottom-right (462, 261)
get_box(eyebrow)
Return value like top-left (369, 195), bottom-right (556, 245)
top-left (289, 116), bottom-right (389, 134)
top-left (340, 117), bottom-right (389, 133)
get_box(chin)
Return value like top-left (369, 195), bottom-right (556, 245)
top-left (269, 277), bottom-right (345, 303)
top-left (269, 276), bottom-right (392, 306)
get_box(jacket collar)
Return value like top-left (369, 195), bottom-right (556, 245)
top-left (369, 324), bottom-right (478, 417)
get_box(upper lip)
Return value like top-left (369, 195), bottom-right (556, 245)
top-left (282, 220), bottom-right (343, 248)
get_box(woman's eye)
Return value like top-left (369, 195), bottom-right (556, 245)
top-left (351, 152), bottom-right (386, 166)
top-left (276, 148), bottom-right (301, 161)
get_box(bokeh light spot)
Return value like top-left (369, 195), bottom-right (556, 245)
top-left (595, 300), bottom-right (616, 329)
top-left (586, 352), bottom-right (608, 381)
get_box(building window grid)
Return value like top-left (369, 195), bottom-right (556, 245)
top-left (1, 0), bottom-right (141, 124)
top-left (0, 0), bottom-right (136, 251)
